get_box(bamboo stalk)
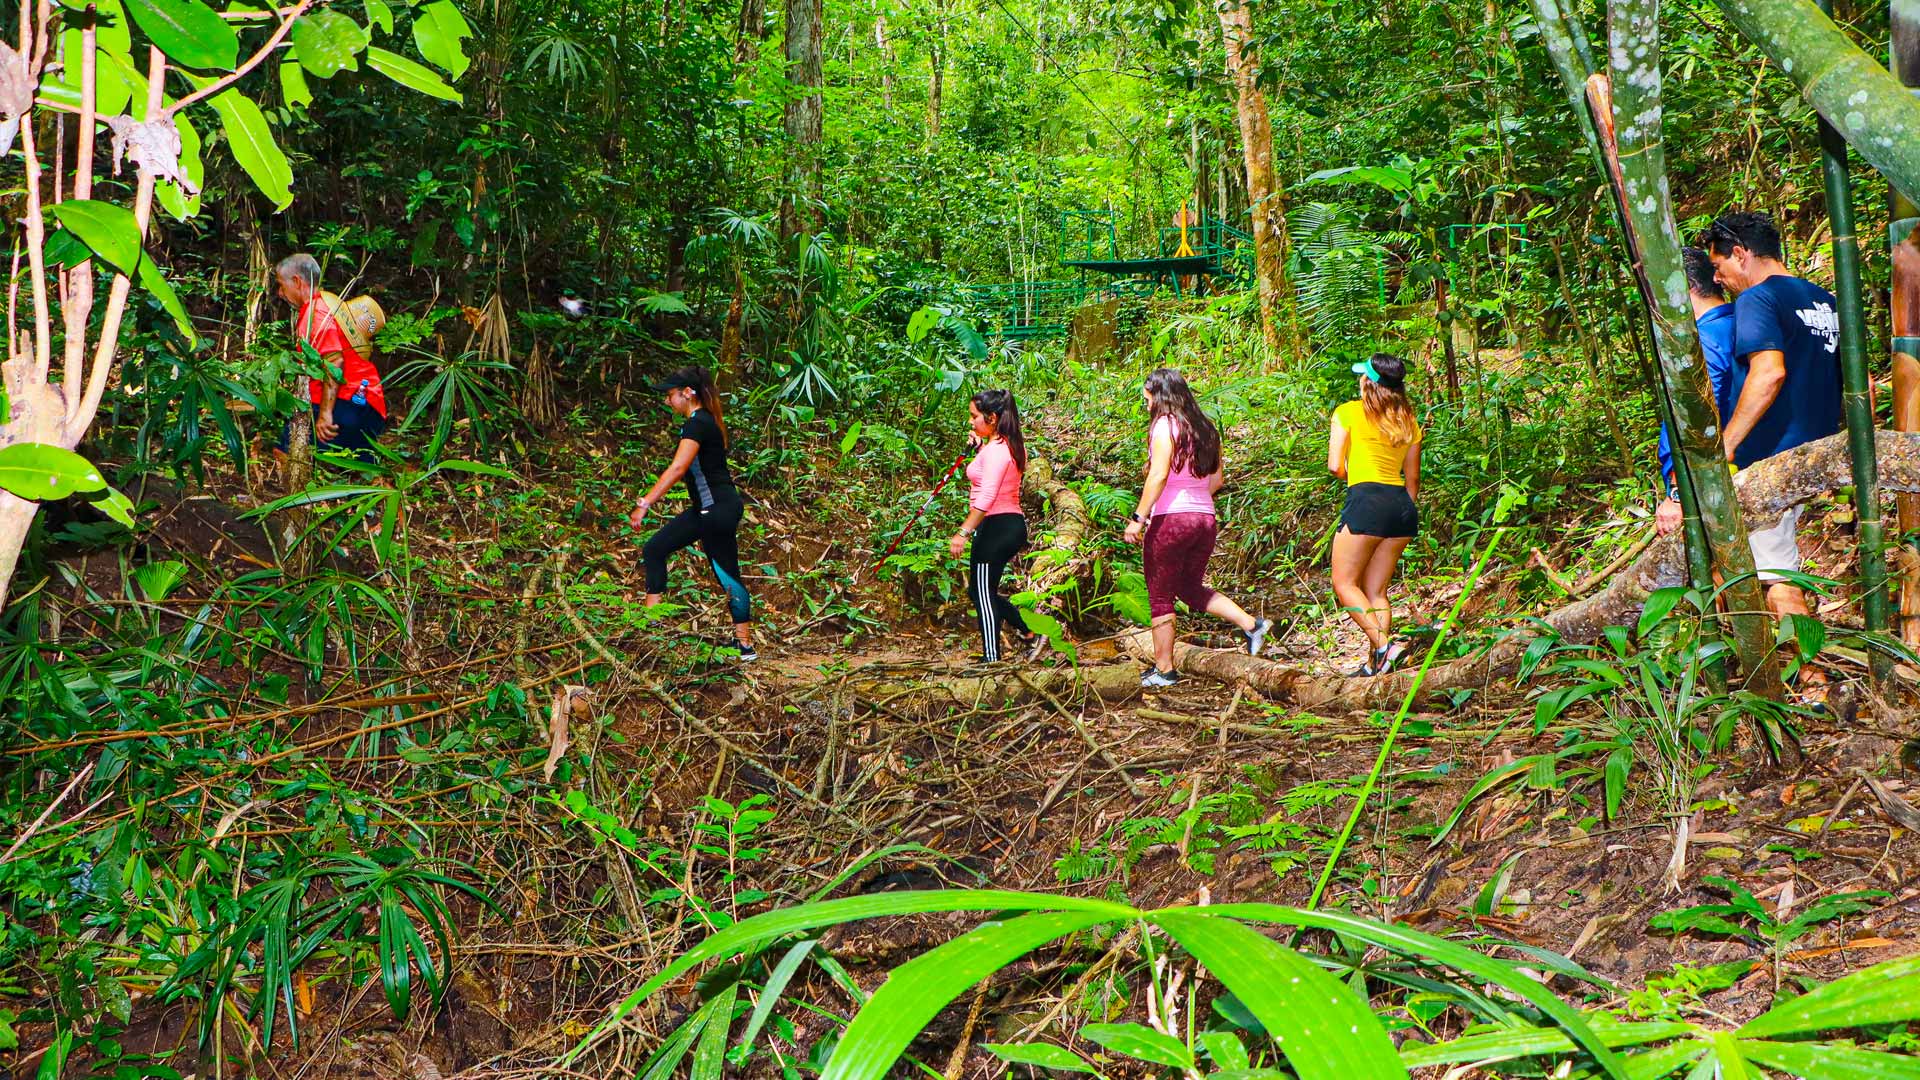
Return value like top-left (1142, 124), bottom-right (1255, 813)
top-left (1891, 0), bottom-right (1920, 647)
top-left (1588, 4), bottom-right (1777, 681)
top-left (1717, 0), bottom-right (1920, 206)
top-left (1812, 0), bottom-right (1892, 681)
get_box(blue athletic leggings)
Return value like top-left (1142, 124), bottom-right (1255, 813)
top-left (642, 494), bottom-right (752, 624)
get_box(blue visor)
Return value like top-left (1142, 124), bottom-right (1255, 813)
top-left (1351, 358), bottom-right (1382, 383)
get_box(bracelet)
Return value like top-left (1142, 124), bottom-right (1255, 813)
top-left (962, 527), bottom-right (976, 537)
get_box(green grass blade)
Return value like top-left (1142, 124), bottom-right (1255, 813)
top-left (691, 980), bottom-right (738, 1080)
top-left (1737, 954), bottom-right (1920, 1038)
top-left (735, 938), bottom-right (816, 1052)
top-left (1200, 904), bottom-right (1629, 1080)
top-left (820, 909), bottom-right (1116, 1080)
top-left (561, 890), bottom-right (1134, 1065)
top-left (1738, 1039), bottom-right (1920, 1079)
top-left (1400, 1021), bottom-right (1696, 1067)
top-left (1078, 1023), bottom-right (1192, 1069)
top-left (1620, 1041), bottom-right (1707, 1080)
top-left (1154, 911), bottom-right (1401, 1078)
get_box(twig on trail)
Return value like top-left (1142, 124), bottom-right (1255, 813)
top-left (550, 551), bottom-right (880, 836)
top-left (1031, 750), bottom-right (1099, 826)
top-left (1819, 776), bottom-right (1867, 839)
top-left (0, 761), bottom-right (94, 862)
top-left (1020, 925), bottom-right (1139, 1042)
top-left (1179, 691), bottom-right (1241, 861)
top-left (1014, 671), bottom-right (1146, 798)
top-left (943, 985), bottom-right (989, 1080)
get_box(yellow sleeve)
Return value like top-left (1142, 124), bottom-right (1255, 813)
top-left (1333, 401), bottom-right (1360, 430)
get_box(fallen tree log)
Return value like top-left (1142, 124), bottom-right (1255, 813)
top-left (1024, 454), bottom-right (1094, 600)
top-left (1122, 431), bottom-right (1920, 709)
top-left (843, 662), bottom-right (1140, 717)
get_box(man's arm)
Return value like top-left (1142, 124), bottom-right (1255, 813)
top-left (1721, 349), bottom-right (1786, 461)
top-left (316, 351), bottom-right (344, 440)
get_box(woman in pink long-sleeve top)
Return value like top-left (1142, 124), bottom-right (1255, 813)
top-left (948, 389), bottom-right (1035, 662)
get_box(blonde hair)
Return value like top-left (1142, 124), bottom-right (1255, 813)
top-left (1361, 379), bottom-right (1416, 447)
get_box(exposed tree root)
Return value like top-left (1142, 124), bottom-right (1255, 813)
top-left (844, 662), bottom-right (1140, 717)
top-left (1119, 432), bottom-right (1920, 708)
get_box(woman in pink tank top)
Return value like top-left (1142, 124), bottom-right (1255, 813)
top-left (1122, 369), bottom-right (1272, 688)
top-left (949, 389), bottom-right (1037, 662)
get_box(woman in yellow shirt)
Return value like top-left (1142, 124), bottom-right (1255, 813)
top-left (1327, 353), bottom-right (1422, 676)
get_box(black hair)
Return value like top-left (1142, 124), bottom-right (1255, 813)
top-left (970, 388), bottom-right (1027, 471)
top-left (664, 366), bottom-right (726, 446)
top-left (1681, 246), bottom-right (1725, 300)
top-left (1360, 353), bottom-right (1417, 446)
top-left (1144, 368), bottom-right (1221, 477)
top-left (1698, 211), bottom-right (1784, 262)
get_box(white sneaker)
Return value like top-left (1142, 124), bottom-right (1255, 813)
top-left (1244, 617), bottom-right (1273, 657)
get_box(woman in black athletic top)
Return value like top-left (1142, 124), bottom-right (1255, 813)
top-left (628, 367), bottom-right (755, 662)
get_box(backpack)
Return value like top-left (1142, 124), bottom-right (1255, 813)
top-left (316, 291), bottom-right (386, 357)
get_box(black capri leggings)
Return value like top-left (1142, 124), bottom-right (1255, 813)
top-left (969, 513), bottom-right (1031, 661)
top-left (642, 493), bottom-right (752, 624)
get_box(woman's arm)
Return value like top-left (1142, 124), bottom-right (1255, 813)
top-left (1327, 418), bottom-right (1350, 482)
top-left (1404, 436), bottom-right (1422, 500)
top-left (1124, 428), bottom-right (1175, 544)
top-left (1206, 453), bottom-right (1225, 495)
top-left (630, 439), bottom-right (701, 524)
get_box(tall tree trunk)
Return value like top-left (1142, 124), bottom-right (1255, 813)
top-left (735, 0), bottom-right (764, 63)
top-left (925, 33), bottom-right (944, 143)
top-left (874, 9), bottom-right (893, 107)
top-left (1590, 22), bottom-right (1777, 680)
top-left (779, 0), bottom-right (824, 239)
top-left (1892, 0), bottom-right (1920, 646)
top-left (1215, 0), bottom-right (1288, 360)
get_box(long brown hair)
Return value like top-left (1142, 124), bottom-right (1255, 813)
top-left (971, 388), bottom-right (1027, 470)
top-left (1361, 353), bottom-right (1416, 447)
top-left (665, 366), bottom-right (726, 446)
top-left (1144, 368), bottom-right (1221, 476)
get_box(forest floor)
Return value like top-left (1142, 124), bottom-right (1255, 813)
top-left (52, 417), bottom-right (1920, 1079)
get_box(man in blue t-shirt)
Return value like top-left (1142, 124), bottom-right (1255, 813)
top-left (1654, 247), bottom-right (1738, 537)
top-left (1700, 210), bottom-right (1843, 695)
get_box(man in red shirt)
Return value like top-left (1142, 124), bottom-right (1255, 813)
top-left (273, 253), bottom-right (388, 463)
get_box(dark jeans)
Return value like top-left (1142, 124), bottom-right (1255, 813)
top-left (278, 400), bottom-right (387, 465)
top-left (969, 513), bottom-right (1031, 660)
top-left (642, 492), bottom-right (752, 624)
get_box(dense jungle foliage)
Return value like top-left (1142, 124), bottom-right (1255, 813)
top-left (4, 0), bottom-right (1920, 1076)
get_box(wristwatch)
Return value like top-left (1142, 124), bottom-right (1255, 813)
top-left (1129, 512), bottom-right (1147, 525)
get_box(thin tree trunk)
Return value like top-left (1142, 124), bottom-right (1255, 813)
top-left (1589, 20), bottom-right (1777, 681)
top-left (735, 0), bottom-right (764, 64)
top-left (1549, 238), bottom-right (1634, 475)
top-left (925, 29), bottom-right (944, 143)
top-left (1719, 0), bottom-right (1920, 206)
top-left (1215, 0), bottom-right (1288, 360)
top-left (1892, 0), bottom-right (1920, 646)
top-left (874, 9), bottom-right (893, 107)
top-left (779, 0), bottom-right (823, 239)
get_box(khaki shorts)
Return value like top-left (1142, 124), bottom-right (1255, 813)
top-left (1748, 505), bottom-right (1804, 583)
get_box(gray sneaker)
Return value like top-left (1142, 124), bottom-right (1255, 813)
top-left (1244, 617), bottom-right (1273, 657)
top-left (1140, 667), bottom-right (1181, 688)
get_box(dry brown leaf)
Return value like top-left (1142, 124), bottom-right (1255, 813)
top-left (102, 114), bottom-right (195, 192)
top-left (544, 684), bottom-right (594, 782)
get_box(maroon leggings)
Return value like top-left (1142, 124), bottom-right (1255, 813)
top-left (1144, 513), bottom-right (1218, 618)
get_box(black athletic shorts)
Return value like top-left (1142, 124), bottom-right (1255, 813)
top-left (1341, 482), bottom-right (1419, 539)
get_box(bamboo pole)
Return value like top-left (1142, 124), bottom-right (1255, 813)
top-left (1812, 0), bottom-right (1892, 681)
top-left (1892, 0), bottom-right (1920, 646)
top-left (1589, 4), bottom-right (1777, 679)
top-left (1717, 0), bottom-right (1920, 206)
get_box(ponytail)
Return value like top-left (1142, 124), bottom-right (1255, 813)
top-left (971, 388), bottom-right (1026, 471)
top-left (1359, 353), bottom-right (1416, 447)
top-left (664, 365), bottom-right (727, 447)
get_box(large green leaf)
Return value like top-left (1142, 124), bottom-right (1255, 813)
top-left (1738, 954), bottom-right (1920, 1038)
top-left (1203, 904), bottom-right (1629, 1080)
top-left (123, 0), bottom-right (238, 69)
top-left (820, 910), bottom-right (1114, 1080)
top-left (94, 0), bottom-right (135, 54)
top-left (136, 251), bottom-right (196, 343)
top-left (155, 112), bottom-right (205, 221)
top-left (48, 200), bottom-right (142, 273)
top-left (0, 444), bottom-right (108, 502)
top-left (364, 0), bottom-right (394, 34)
top-left (411, 0), bottom-right (472, 79)
top-left (206, 88), bottom-right (293, 208)
top-left (1739, 1040), bottom-right (1920, 1079)
top-left (980, 1043), bottom-right (1096, 1074)
top-left (1153, 911), bottom-right (1403, 1079)
top-left (1400, 1021), bottom-right (1697, 1067)
top-left (279, 60), bottom-right (313, 109)
top-left (1078, 1023), bottom-right (1193, 1070)
top-left (1620, 1042), bottom-right (1707, 1080)
top-left (48, 27), bottom-right (134, 115)
top-left (291, 10), bottom-right (369, 78)
top-left (365, 46), bottom-right (462, 102)
top-left (559, 890), bottom-right (1134, 1065)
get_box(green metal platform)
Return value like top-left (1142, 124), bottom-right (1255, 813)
top-left (957, 209), bottom-right (1255, 340)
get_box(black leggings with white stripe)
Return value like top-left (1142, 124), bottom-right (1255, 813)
top-left (970, 513), bottom-right (1031, 660)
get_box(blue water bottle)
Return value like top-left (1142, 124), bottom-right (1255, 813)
top-left (350, 379), bottom-right (369, 406)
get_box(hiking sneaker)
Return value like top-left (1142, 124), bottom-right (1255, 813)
top-left (1244, 617), bottom-right (1273, 657)
top-left (1140, 667), bottom-right (1182, 688)
top-left (735, 641), bottom-right (759, 663)
top-left (1375, 640), bottom-right (1408, 675)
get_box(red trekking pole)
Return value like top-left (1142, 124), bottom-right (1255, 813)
top-left (870, 449), bottom-right (972, 574)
